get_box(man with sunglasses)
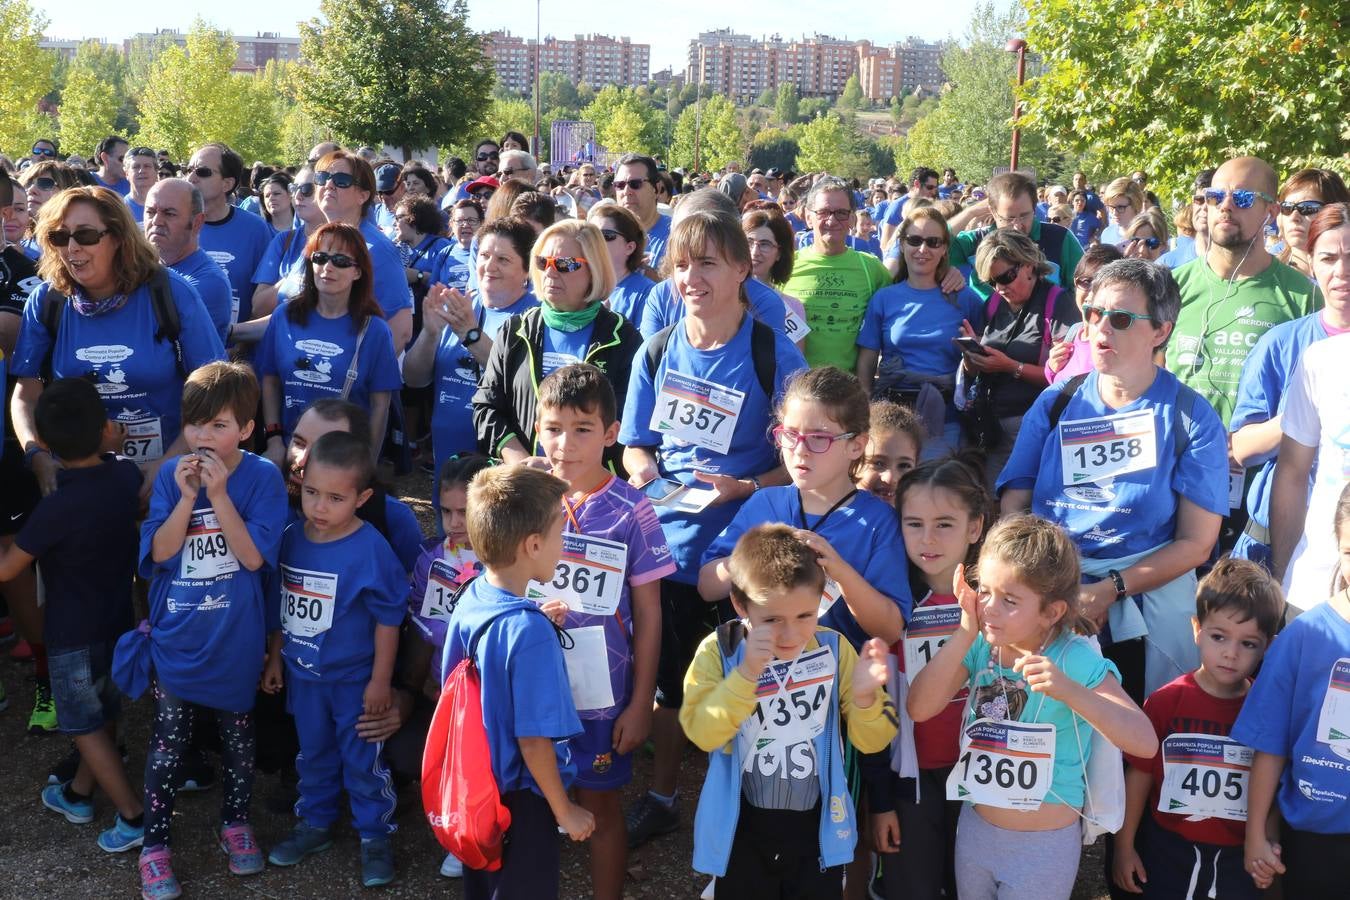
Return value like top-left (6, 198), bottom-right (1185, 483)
top-left (439, 140), bottom-right (500, 211)
top-left (1158, 169), bottom-right (1215, 270)
top-left (495, 149), bottom-right (538, 187)
top-left (1163, 155), bottom-right (1320, 552)
top-left (93, 135), bottom-right (130, 196)
top-left (878, 166), bottom-right (939, 249)
top-left (144, 179), bottom-right (233, 345)
top-left (614, 153), bottom-right (672, 268)
top-left (29, 139), bottom-right (58, 164)
top-left (187, 143), bottom-right (274, 330)
top-left (123, 147), bottom-right (159, 224)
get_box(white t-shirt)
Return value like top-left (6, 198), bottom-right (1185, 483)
top-left (1280, 333), bottom-right (1350, 609)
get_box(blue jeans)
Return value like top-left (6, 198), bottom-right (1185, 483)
top-left (48, 641), bottom-right (121, 735)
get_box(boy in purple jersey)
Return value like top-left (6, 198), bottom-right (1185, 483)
top-left (533, 364), bottom-right (674, 900)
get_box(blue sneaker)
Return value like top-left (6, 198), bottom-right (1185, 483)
top-left (266, 822), bottom-right (332, 867)
top-left (98, 814), bottom-right (145, 853)
top-left (41, 783), bottom-right (93, 824)
top-left (439, 852), bottom-right (463, 878)
top-left (360, 837), bottom-right (395, 888)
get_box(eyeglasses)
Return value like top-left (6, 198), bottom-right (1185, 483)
top-left (1279, 200), bottom-right (1325, 217)
top-left (993, 211), bottom-right (1034, 227)
top-left (1049, 216), bottom-right (1067, 224)
top-left (1107, 202), bottom-right (1133, 213)
top-left (376, 189), bottom-right (398, 197)
top-left (291, 182), bottom-right (316, 198)
top-left (812, 208), bottom-right (852, 222)
top-left (613, 177), bottom-right (650, 191)
top-left (30, 177), bottom-right (57, 191)
top-left (451, 216), bottom-right (480, 228)
top-left (771, 426), bottom-right (858, 454)
top-left (310, 251), bottom-right (357, 269)
top-left (1192, 194), bottom-right (1207, 206)
top-left (1125, 236), bottom-right (1162, 250)
top-left (989, 264), bottom-right (1023, 287)
top-left (535, 255), bottom-right (588, 273)
top-left (1074, 276), bottom-right (1095, 293)
top-left (1082, 305), bottom-right (1156, 330)
top-left (315, 171), bottom-right (357, 189)
top-left (497, 168), bottom-right (525, 179)
top-left (48, 226), bottom-right (109, 247)
top-left (1203, 188), bottom-right (1274, 209)
top-left (600, 228), bottom-right (622, 243)
top-left (31, 146), bottom-right (55, 157)
top-left (903, 235), bottom-right (945, 249)
top-left (188, 166), bottom-right (217, 179)
top-left (475, 151), bottom-right (500, 162)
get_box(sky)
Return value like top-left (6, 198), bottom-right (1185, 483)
top-left (35, 1), bottom-right (988, 75)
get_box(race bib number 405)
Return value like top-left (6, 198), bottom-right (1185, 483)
top-left (280, 566), bottom-right (337, 638)
top-left (1157, 733), bottom-right (1252, 822)
top-left (527, 533), bottom-right (627, 617)
top-left (180, 509), bottom-right (239, 580)
top-left (1059, 410), bottom-right (1157, 486)
top-left (947, 718), bottom-right (1055, 810)
top-left (650, 370), bottom-right (746, 454)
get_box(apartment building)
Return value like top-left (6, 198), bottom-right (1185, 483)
top-left (484, 31), bottom-right (651, 95)
top-left (856, 38), bottom-right (946, 100)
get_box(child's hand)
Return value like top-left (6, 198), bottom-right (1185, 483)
top-left (1111, 842), bottom-right (1147, 893)
top-left (539, 599), bottom-right (569, 627)
top-left (793, 529), bottom-right (852, 583)
top-left (953, 564), bottom-right (981, 633)
top-left (363, 678), bottom-right (392, 715)
top-left (737, 624), bottom-right (776, 682)
top-left (693, 470), bottom-right (752, 506)
top-left (1047, 339), bottom-right (1073, 375)
top-left (197, 449), bottom-right (230, 500)
top-left (1245, 834), bottom-right (1284, 889)
top-left (1012, 653), bottom-right (1075, 702)
top-left (261, 653), bottom-right (284, 694)
top-left (556, 801), bottom-right (596, 842)
top-left (174, 453), bottom-right (202, 500)
top-left (852, 637), bottom-right (889, 708)
top-left (871, 810), bottom-right (901, 853)
top-left (612, 700), bottom-right (653, 755)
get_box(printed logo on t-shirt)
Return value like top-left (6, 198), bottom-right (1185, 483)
top-left (292, 339), bottom-right (345, 384)
top-left (75, 344), bottom-right (134, 395)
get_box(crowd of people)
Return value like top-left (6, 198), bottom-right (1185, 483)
top-left (0, 129), bottom-right (1347, 900)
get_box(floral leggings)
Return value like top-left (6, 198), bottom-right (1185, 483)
top-left (143, 681), bottom-right (255, 849)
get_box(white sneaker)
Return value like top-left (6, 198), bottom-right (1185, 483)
top-left (700, 877), bottom-right (715, 899)
top-left (440, 853), bottom-right (464, 878)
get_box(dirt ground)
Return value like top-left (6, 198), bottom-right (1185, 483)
top-left (0, 465), bottom-right (1110, 899)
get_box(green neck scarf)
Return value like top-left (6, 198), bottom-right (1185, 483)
top-left (541, 299), bottom-right (602, 333)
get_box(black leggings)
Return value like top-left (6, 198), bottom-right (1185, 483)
top-left (143, 681), bottom-right (255, 849)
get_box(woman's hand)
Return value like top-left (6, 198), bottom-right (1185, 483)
top-left (425, 284), bottom-right (475, 337)
top-left (963, 342), bottom-right (1017, 375)
top-left (1078, 579), bottom-right (1117, 628)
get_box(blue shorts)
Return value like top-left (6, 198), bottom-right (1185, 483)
top-left (48, 641), bottom-right (122, 735)
top-left (570, 717), bottom-right (632, 790)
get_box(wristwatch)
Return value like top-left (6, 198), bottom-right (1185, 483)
top-left (462, 327), bottom-right (483, 346)
top-left (1106, 568), bottom-right (1128, 601)
top-left (416, 270), bottom-right (427, 283)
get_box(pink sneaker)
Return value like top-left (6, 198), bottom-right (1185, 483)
top-left (139, 846), bottom-right (182, 900)
top-left (219, 823), bottom-right (265, 875)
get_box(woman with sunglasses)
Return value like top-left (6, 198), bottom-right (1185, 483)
top-left (256, 223), bottom-right (402, 464)
top-left (588, 203), bottom-right (653, 325)
top-left (999, 258), bottom-right (1228, 700)
top-left (1238, 203), bottom-right (1350, 577)
top-left (9, 186), bottom-right (226, 497)
top-left (260, 172), bottom-right (296, 235)
top-left (957, 228), bottom-right (1081, 482)
top-left (1044, 243), bottom-right (1125, 385)
top-left (245, 169), bottom-right (327, 323)
top-left (313, 150), bottom-right (414, 352)
top-left (1274, 168), bottom-right (1350, 279)
top-left (856, 208), bottom-right (984, 457)
top-left (1120, 207), bottom-right (1171, 262)
top-left (404, 218), bottom-right (538, 484)
top-left (17, 162), bottom-right (81, 260)
top-left (473, 219), bottom-right (638, 468)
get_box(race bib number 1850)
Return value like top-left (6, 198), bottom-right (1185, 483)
top-left (280, 566), bottom-right (337, 638)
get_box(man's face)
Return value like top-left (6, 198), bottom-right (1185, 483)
top-left (473, 143), bottom-right (500, 176)
top-left (1131, 171), bottom-right (1148, 187)
top-left (100, 141), bottom-right (128, 180)
top-left (143, 182), bottom-right (200, 264)
top-left (914, 176), bottom-right (938, 199)
top-left (809, 189), bottom-right (854, 246)
top-left (614, 162), bottom-right (656, 220)
top-left (1073, 173), bottom-right (1087, 190)
top-left (186, 147), bottom-right (228, 205)
top-left (127, 154), bottom-right (157, 194)
top-left (30, 141), bottom-right (56, 163)
top-left (991, 193), bottom-right (1037, 233)
top-left (285, 409), bottom-right (350, 493)
top-left (747, 174), bottom-right (767, 195)
top-left (1208, 159), bottom-right (1274, 251)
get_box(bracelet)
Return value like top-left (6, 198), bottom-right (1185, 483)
top-left (23, 444), bottom-right (49, 468)
top-left (1014, 362), bottom-right (1025, 380)
top-left (1106, 568), bottom-right (1128, 601)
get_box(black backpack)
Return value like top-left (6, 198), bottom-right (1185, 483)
top-left (40, 266), bottom-right (183, 383)
top-left (642, 319), bottom-right (777, 400)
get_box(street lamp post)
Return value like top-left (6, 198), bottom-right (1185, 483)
top-left (533, 0), bottom-right (541, 159)
top-left (1006, 38), bottom-right (1027, 171)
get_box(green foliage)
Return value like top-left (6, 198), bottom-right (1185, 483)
top-left (774, 83), bottom-right (800, 125)
top-left (58, 69), bottom-right (118, 160)
top-left (839, 74), bottom-right (863, 111)
top-left (0, 0), bottom-right (57, 157)
top-left (298, 0), bottom-right (494, 160)
top-left (747, 128), bottom-right (799, 173)
top-left (1023, 0), bottom-right (1350, 201)
top-left (668, 95), bottom-right (743, 170)
top-left (535, 72), bottom-right (582, 117)
top-left (798, 97), bottom-right (831, 122)
top-left (755, 88), bottom-right (776, 108)
top-left (445, 97), bottom-right (538, 164)
top-left (580, 86), bottom-right (664, 157)
top-left (795, 113), bottom-right (869, 179)
top-left (135, 23), bottom-right (241, 161)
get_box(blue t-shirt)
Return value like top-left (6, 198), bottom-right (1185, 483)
top-left (608, 270), bottom-right (655, 326)
top-left (19, 238), bottom-right (40, 261)
top-left (638, 276), bottom-right (787, 340)
top-left (238, 196), bottom-right (262, 216)
top-left (882, 196), bottom-right (911, 227)
top-left (1230, 313), bottom-right (1330, 531)
top-left (1158, 236), bottom-right (1198, 270)
top-left (857, 282), bottom-right (986, 380)
top-left (996, 369), bottom-right (1230, 559)
top-left (1035, 201), bottom-right (1051, 223)
top-left (255, 305), bottom-right (403, 441)
top-left (428, 293), bottom-right (539, 469)
top-left (274, 520), bottom-right (408, 683)
top-left (139, 452), bottom-right (288, 711)
top-left (785, 212), bottom-right (808, 234)
top-left (282, 493), bottom-right (423, 575)
top-left (359, 220), bottom-right (416, 320)
top-left (14, 455), bottom-right (141, 650)
top-left (962, 631), bottom-right (1119, 808)
top-left (430, 242), bottom-right (473, 293)
top-left (406, 234), bottom-right (450, 284)
top-left (125, 193), bottom-right (145, 224)
top-left (442, 577), bottom-right (581, 795)
top-left (252, 225), bottom-right (310, 300)
top-left (1101, 223), bottom-right (1125, 247)
top-left (1070, 212), bottom-right (1101, 248)
top-left (1231, 602), bottom-right (1350, 833)
top-left (169, 247), bottom-right (233, 345)
top-left (619, 313), bottom-right (807, 580)
top-left (541, 323), bottom-right (595, 378)
top-left (96, 173), bottom-right (130, 195)
top-left (200, 206), bottom-right (275, 325)
top-left (11, 276), bottom-right (225, 460)
top-left (646, 213), bottom-right (672, 268)
top-left (703, 488), bottom-right (912, 648)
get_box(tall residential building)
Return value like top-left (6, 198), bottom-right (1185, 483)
top-left (483, 32), bottom-right (651, 95)
top-left (101, 30), bottom-right (301, 73)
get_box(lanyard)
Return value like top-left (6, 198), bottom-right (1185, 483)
top-left (561, 476), bottom-right (615, 534)
top-left (797, 488), bottom-right (857, 534)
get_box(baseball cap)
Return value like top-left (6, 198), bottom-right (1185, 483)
top-left (374, 164), bottom-right (400, 193)
top-left (466, 176), bottom-right (500, 194)
top-left (719, 173), bottom-right (750, 202)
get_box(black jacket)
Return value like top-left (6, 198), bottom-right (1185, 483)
top-left (471, 305), bottom-right (640, 471)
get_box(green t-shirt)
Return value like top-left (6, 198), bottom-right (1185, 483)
top-left (949, 219), bottom-right (1084, 301)
top-left (782, 246), bottom-right (891, 370)
top-left (1164, 257), bottom-right (1320, 426)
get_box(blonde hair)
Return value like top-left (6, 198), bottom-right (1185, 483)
top-left (973, 228), bottom-right (1053, 283)
top-left (728, 524), bottom-right (826, 608)
top-left (1124, 206), bottom-right (1170, 242)
top-left (36, 186), bottom-right (160, 297)
top-left (1102, 177), bottom-right (1145, 212)
top-left (529, 220), bottom-right (615, 303)
top-left (466, 466), bottom-right (567, 568)
top-left (978, 515), bottom-right (1093, 636)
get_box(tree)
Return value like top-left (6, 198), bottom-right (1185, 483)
top-left (0, 0), bottom-right (58, 156)
top-left (774, 83), bottom-right (800, 125)
top-left (839, 74), bottom-right (863, 111)
top-left (755, 88), bottom-right (776, 108)
top-left (1023, 0), bottom-right (1350, 200)
top-left (445, 97), bottom-right (536, 164)
top-left (534, 71), bottom-right (581, 116)
top-left (57, 69), bottom-right (118, 160)
top-left (747, 128), bottom-right (798, 173)
top-left (580, 86), bottom-right (663, 157)
top-left (798, 97), bottom-right (831, 122)
top-left (68, 40), bottom-right (135, 133)
top-left (298, 0), bottom-right (494, 161)
top-left (795, 113), bottom-right (868, 179)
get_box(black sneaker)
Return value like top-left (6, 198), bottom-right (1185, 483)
top-left (47, 745), bottom-right (80, 785)
top-left (625, 793), bottom-right (679, 849)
